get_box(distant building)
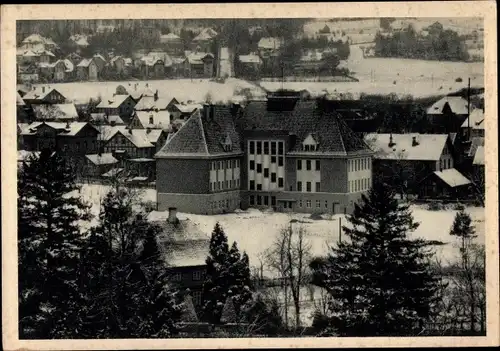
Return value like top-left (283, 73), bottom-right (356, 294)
top-left (190, 28), bottom-right (218, 53)
top-left (83, 153), bottom-right (119, 178)
top-left (22, 86), bottom-right (67, 105)
top-left (129, 110), bottom-right (172, 130)
top-left (159, 33), bottom-right (184, 55)
top-left (257, 37), bottom-right (283, 58)
top-left (460, 108), bottom-right (485, 139)
top-left (426, 96), bottom-right (472, 133)
top-left (183, 51), bottom-right (214, 78)
top-left (96, 94), bottom-right (137, 122)
top-left (418, 168), bottom-right (472, 200)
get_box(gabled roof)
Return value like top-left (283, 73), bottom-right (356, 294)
top-left (160, 33), bottom-right (181, 41)
top-left (193, 28), bottom-right (218, 42)
top-left (85, 153), bottom-right (118, 165)
top-left (185, 52), bottom-right (214, 65)
top-left (22, 87), bottom-right (64, 101)
top-left (52, 59), bottom-right (74, 72)
top-left (365, 133), bottom-right (448, 161)
top-left (467, 136), bottom-right (484, 157)
top-left (96, 94), bottom-right (131, 109)
top-left (22, 34), bottom-right (46, 44)
top-left (135, 110), bottom-right (171, 129)
top-left (32, 103), bottom-right (78, 121)
top-left (77, 58), bottom-right (91, 67)
top-left (240, 100), bottom-right (370, 155)
top-left (461, 108), bottom-right (485, 129)
top-left (239, 54), bottom-right (263, 64)
top-left (135, 95), bottom-right (177, 111)
top-left (427, 96), bottom-right (470, 115)
top-left (258, 37), bottom-right (283, 50)
top-left (433, 168), bottom-right (471, 187)
top-left (172, 103), bottom-right (202, 114)
top-left (90, 113), bottom-right (125, 125)
top-left (473, 146), bottom-right (485, 165)
top-left (20, 122), bottom-right (98, 137)
top-left (112, 129), bottom-right (155, 148)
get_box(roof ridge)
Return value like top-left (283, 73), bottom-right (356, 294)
top-left (156, 112), bottom-right (196, 154)
top-left (197, 114), bottom-right (210, 155)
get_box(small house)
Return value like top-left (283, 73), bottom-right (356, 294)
top-left (168, 102), bottom-right (203, 120)
top-left (183, 52), bottom-right (214, 78)
top-left (95, 94), bottom-right (137, 121)
top-left (52, 59), bottom-right (75, 81)
top-left (460, 108), bottom-right (485, 139)
top-left (257, 37), bottom-right (283, 58)
top-left (418, 168), bottom-right (473, 200)
top-left (426, 96), bottom-right (472, 133)
top-left (159, 32), bottom-right (184, 55)
top-left (84, 153), bottom-right (119, 178)
top-left (130, 110), bottom-right (172, 129)
top-left (22, 86), bottom-right (67, 105)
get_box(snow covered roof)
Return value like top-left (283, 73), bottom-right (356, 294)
top-left (172, 103), bottom-right (203, 114)
top-left (427, 96), bottom-right (470, 115)
top-left (69, 34), bottom-right (89, 47)
top-left (135, 96), bottom-right (177, 111)
top-left (21, 122), bottom-right (97, 136)
top-left (113, 129), bottom-right (156, 148)
top-left (473, 146), bottom-right (485, 165)
top-left (193, 28), bottom-right (218, 42)
top-left (160, 33), bottom-right (181, 42)
top-left (135, 110), bottom-right (171, 129)
top-left (32, 104), bottom-right (79, 121)
top-left (461, 108), bottom-right (485, 129)
top-left (22, 34), bottom-right (46, 44)
top-left (96, 125), bottom-right (129, 141)
top-left (17, 92), bottom-right (26, 105)
top-left (96, 94), bottom-right (131, 109)
top-left (102, 168), bottom-right (124, 177)
top-left (85, 153), bottom-right (118, 165)
top-left (77, 58), bottom-right (91, 67)
top-left (185, 52), bottom-right (214, 65)
top-left (365, 133), bottom-right (449, 161)
top-left (90, 113), bottom-right (125, 125)
top-left (22, 86), bottom-right (64, 101)
top-left (239, 54), bottom-right (262, 64)
top-left (53, 59), bottom-right (74, 72)
top-left (258, 37), bottom-right (282, 50)
top-left (433, 168), bottom-right (471, 187)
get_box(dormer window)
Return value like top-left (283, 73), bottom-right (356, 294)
top-left (302, 133), bottom-right (318, 152)
top-left (221, 134), bottom-right (232, 152)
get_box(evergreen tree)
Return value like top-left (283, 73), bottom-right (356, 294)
top-left (310, 182), bottom-right (441, 336)
top-left (18, 149), bottom-right (91, 338)
top-left (220, 297), bottom-right (238, 324)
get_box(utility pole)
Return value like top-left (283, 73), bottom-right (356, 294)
top-left (467, 77), bottom-right (471, 141)
top-left (339, 217), bottom-right (342, 243)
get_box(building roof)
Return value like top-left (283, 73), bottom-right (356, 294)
top-left (17, 92), bottom-right (26, 105)
top-left (85, 153), bottom-right (118, 165)
top-left (20, 121), bottom-right (97, 137)
top-left (160, 33), bottom-right (181, 41)
top-left (365, 133), bottom-right (449, 161)
top-left (467, 136), bottom-right (485, 157)
top-left (52, 59), bottom-right (74, 72)
top-left (22, 34), bottom-right (52, 44)
top-left (240, 100), bottom-right (371, 156)
top-left (192, 28), bottom-right (218, 42)
top-left (96, 94), bottom-right (131, 109)
top-left (427, 96), bottom-right (470, 115)
top-left (32, 103), bottom-right (79, 121)
top-left (69, 34), bottom-right (89, 47)
top-left (113, 129), bottom-right (156, 148)
top-left (135, 95), bottom-right (176, 111)
top-left (22, 87), bottom-right (65, 102)
top-left (172, 103), bottom-right (202, 114)
top-left (135, 110), bottom-right (171, 129)
top-left (258, 37), bottom-right (282, 50)
top-left (433, 168), bottom-right (471, 187)
top-left (239, 54), bottom-right (263, 64)
top-left (77, 58), bottom-right (92, 67)
top-left (90, 113), bottom-right (125, 125)
top-left (473, 146), bottom-right (485, 165)
top-left (461, 108), bottom-right (485, 129)
top-left (185, 51), bottom-right (214, 65)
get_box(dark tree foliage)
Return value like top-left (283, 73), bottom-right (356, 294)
top-left (310, 182), bottom-right (442, 336)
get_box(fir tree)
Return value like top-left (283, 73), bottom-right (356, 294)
top-left (180, 294), bottom-right (199, 323)
top-left (220, 297), bottom-right (238, 324)
top-left (310, 182), bottom-right (441, 336)
top-left (18, 149), bottom-right (91, 338)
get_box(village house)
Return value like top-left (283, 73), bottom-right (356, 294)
top-left (257, 37), bottom-right (283, 58)
top-left (364, 133), bottom-right (466, 196)
top-left (418, 168), bottom-right (473, 200)
top-left (32, 103), bottom-right (79, 122)
top-left (426, 96), bottom-right (472, 133)
top-left (147, 208), bottom-right (209, 308)
top-left (90, 113), bottom-right (126, 126)
top-left (190, 28), bottom-right (218, 53)
top-left (140, 54), bottom-right (168, 79)
top-left (129, 110), bottom-right (172, 129)
top-left (183, 51), bottom-right (214, 78)
top-left (22, 86), bottom-right (67, 106)
top-left (238, 53), bottom-right (263, 76)
top-left (159, 32), bottom-right (185, 55)
top-left (95, 94), bottom-right (137, 122)
top-left (168, 102), bottom-right (203, 120)
top-left (52, 59), bottom-right (75, 81)
top-left (155, 95), bottom-right (373, 215)
top-left (68, 34), bottom-right (89, 54)
top-left (460, 107), bottom-right (485, 139)
top-left (83, 152), bottom-right (120, 178)
top-left (76, 55), bottom-right (106, 81)
top-left (134, 92), bottom-right (178, 112)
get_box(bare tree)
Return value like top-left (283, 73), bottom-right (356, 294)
top-left (469, 166), bottom-right (485, 207)
top-left (264, 221), bottom-right (311, 329)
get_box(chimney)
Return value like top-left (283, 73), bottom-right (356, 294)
top-left (388, 134), bottom-right (395, 147)
top-left (203, 103), bottom-right (210, 119)
top-left (66, 121), bottom-right (70, 129)
top-left (128, 127), bottom-right (133, 134)
top-left (146, 127), bottom-right (151, 134)
top-left (412, 135), bottom-right (419, 147)
top-left (42, 86), bottom-right (46, 94)
top-left (154, 89), bottom-right (158, 101)
top-left (168, 207), bottom-right (179, 224)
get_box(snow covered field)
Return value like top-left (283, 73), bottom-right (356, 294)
top-left (77, 184), bottom-right (485, 275)
top-left (20, 78), bottom-right (265, 105)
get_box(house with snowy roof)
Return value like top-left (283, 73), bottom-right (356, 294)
top-left (168, 102), bottom-right (203, 120)
top-left (190, 28), bottom-right (218, 52)
top-left (139, 53), bottom-right (171, 79)
top-left (160, 32), bottom-right (184, 55)
top-left (96, 94), bottom-right (137, 122)
top-left (22, 86), bottom-right (67, 105)
top-left (20, 34), bottom-right (58, 52)
top-left (238, 53), bottom-right (263, 72)
top-left (418, 168), bottom-right (472, 200)
top-left (460, 108), bottom-right (485, 139)
top-left (83, 152), bottom-right (120, 178)
top-left (52, 59), bottom-right (75, 81)
top-left (257, 37), bottom-right (283, 58)
top-left (69, 34), bottom-right (89, 54)
top-left (76, 55), bottom-right (106, 81)
top-left (426, 96), bottom-right (472, 133)
top-left (134, 92), bottom-right (179, 112)
top-left (130, 110), bottom-right (172, 130)
top-left (183, 51), bottom-right (215, 78)
top-left (155, 95), bottom-right (374, 215)
top-left (147, 207), bottom-right (210, 307)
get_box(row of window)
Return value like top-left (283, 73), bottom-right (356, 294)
top-left (210, 197), bottom-right (240, 210)
top-left (249, 140), bottom-right (285, 155)
top-left (210, 159), bottom-right (240, 171)
top-left (297, 181), bottom-right (321, 193)
top-left (249, 177), bottom-right (284, 190)
top-left (302, 144), bottom-right (319, 152)
top-left (210, 179), bottom-right (240, 191)
top-left (298, 199), bottom-right (329, 209)
top-left (171, 270), bottom-right (206, 282)
top-left (249, 195), bottom-right (277, 207)
top-left (349, 158), bottom-right (371, 172)
top-left (349, 178), bottom-right (371, 193)
top-left (297, 159), bottom-right (320, 171)
top-left (249, 156), bottom-right (284, 171)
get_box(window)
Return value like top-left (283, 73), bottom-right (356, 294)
top-left (306, 182), bottom-right (311, 192)
top-left (249, 160), bottom-right (255, 170)
top-left (218, 181), bottom-right (221, 190)
top-left (172, 272), bottom-right (182, 282)
top-left (256, 141), bottom-right (262, 154)
top-left (368, 160), bottom-right (371, 169)
top-left (210, 182), bottom-right (214, 191)
top-left (271, 173), bottom-right (276, 183)
top-left (229, 180), bottom-right (233, 188)
top-left (316, 160), bottom-right (320, 171)
top-left (297, 181), bottom-right (302, 191)
top-left (278, 157), bottom-right (284, 167)
top-left (257, 184), bottom-right (262, 191)
top-left (316, 182), bottom-right (321, 192)
top-left (271, 156), bottom-right (277, 163)
top-left (219, 161), bottom-right (223, 170)
top-left (257, 196), bottom-right (262, 205)
top-left (278, 141), bottom-right (284, 155)
top-left (306, 200), bottom-right (312, 208)
top-left (249, 141), bottom-right (255, 154)
top-left (278, 178), bottom-right (284, 187)
top-left (256, 163), bottom-right (262, 173)
top-left (192, 271), bottom-right (202, 281)
top-left (249, 180), bottom-right (255, 190)
top-left (236, 159), bottom-right (240, 168)
top-left (211, 161), bottom-right (215, 170)
top-left (316, 200), bottom-right (321, 208)
top-left (271, 196), bottom-right (276, 206)
top-left (298, 200), bottom-right (303, 208)
top-left (264, 196), bottom-right (269, 206)
top-left (448, 158), bottom-right (451, 169)
top-left (249, 195), bottom-right (255, 205)
top-left (325, 200), bottom-right (328, 208)
top-left (306, 160), bottom-right (311, 170)
top-left (264, 142), bottom-right (269, 155)
top-left (297, 160), bottom-right (302, 170)
top-left (271, 141), bottom-right (277, 154)
top-left (227, 160), bottom-right (231, 168)
top-left (192, 291), bottom-right (202, 306)
top-left (264, 168), bottom-right (269, 178)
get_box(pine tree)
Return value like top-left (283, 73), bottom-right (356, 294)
top-left (220, 297), bottom-right (238, 324)
top-left (180, 294), bottom-right (199, 323)
top-left (310, 182), bottom-right (441, 336)
top-left (18, 149), bottom-right (91, 338)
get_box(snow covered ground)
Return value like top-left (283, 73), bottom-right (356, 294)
top-left (19, 78), bottom-right (265, 105)
top-left (77, 184), bottom-right (485, 274)
top-left (261, 45), bottom-right (484, 99)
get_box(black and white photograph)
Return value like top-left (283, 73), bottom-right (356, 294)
top-left (2, 2), bottom-right (498, 349)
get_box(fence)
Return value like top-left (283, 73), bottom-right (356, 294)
top-left (260, 75), bottom-right (358, 83)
